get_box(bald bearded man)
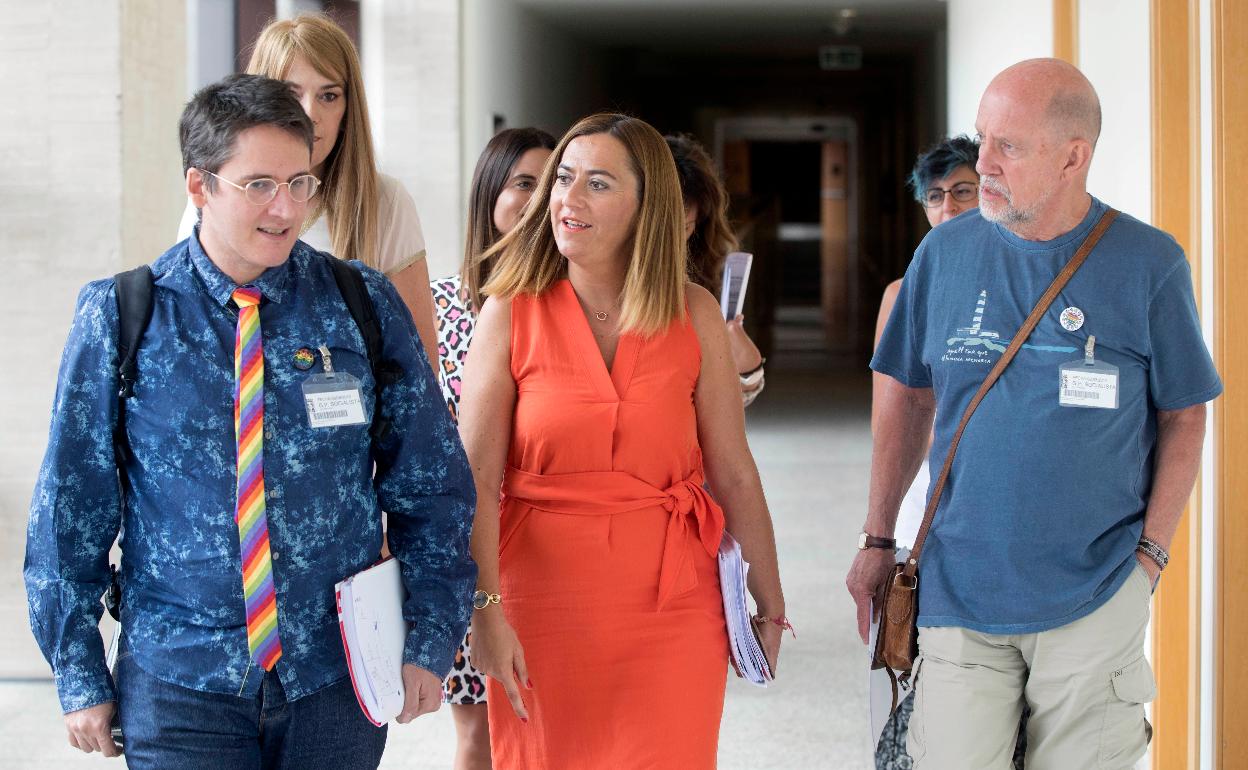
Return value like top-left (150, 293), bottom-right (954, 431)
top-left (847, 59), bottom-right (1221, 768)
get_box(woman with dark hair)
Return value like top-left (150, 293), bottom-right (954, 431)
top-left (432, 128), bottom-right (557, 421)
top-left (461, 113), bottom-right (786, 768)
top-left (430, 127), bottom-right (556, 770)
top-left (666, 134), bottom-right (766, 405)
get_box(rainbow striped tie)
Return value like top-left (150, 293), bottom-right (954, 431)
top-left (232, 286), bottom-right (282, 671)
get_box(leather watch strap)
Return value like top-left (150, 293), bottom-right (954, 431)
top-left (860, 533), bottom-right (897, 550)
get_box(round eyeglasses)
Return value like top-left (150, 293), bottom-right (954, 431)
top-left (197, 168), bottom-right (321, 205)
top-left (921, 182), bottom-right (978, 209)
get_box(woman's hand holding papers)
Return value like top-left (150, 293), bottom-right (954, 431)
top-left (755, 619), bottom-right (783, 677)
top-left (726, 315), bottom-right (762, 374)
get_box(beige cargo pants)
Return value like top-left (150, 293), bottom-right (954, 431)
top-left (907, 562), bottom-right (1156, 770)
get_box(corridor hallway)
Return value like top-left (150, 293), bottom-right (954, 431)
top-left (0, 367), bottom-right (878, 769)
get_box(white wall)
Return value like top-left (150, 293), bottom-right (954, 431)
top-left (1079, 0), bottom-right (1151, 223)
top-left (459, 0), bottom-right (608, 274)
top-left (947, 0), bottom-right (1152, 224)
top-left (362, 0), bottom-right (463, 279)
top-left (186, 0), bottom-right (235, 95)
top-left (1198, 0), bottom-right (1216, 765)
top-left (946, 0), bottom-right (1052, 137)
top-left (277, 0), bottom-right (324, 18)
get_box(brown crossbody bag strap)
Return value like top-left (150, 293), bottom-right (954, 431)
top-left (904, 207), bottom-right (1119, 576)
top-left (872, 206), bottom-right (1119, 689)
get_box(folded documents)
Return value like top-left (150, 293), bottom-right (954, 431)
top-left (335, 558), bottom-right (408, 725)
top-left (717, 532), bottom-right (773, 687)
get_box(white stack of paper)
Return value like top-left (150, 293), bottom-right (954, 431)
top-left (719, 251), bottom-right (754, 320)
top-left (335, 558), bottom-right (408, 725)
top-left (717, 532), bottom-right (773, 687)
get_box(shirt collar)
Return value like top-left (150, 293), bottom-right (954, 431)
top-left (188, 225), bottom-right (295, 307)
top-left (992, 196), bottom-right (1108, 252)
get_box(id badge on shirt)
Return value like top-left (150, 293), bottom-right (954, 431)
top-left (1059, 335), bottom-right (1119, 409)
top-left (302, 345), bottom-right (368, 428)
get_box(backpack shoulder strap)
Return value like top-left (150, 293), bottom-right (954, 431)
top-left (327, 257), bottom-right (383, 370)
top-left (327, 258), bottom-right (400, 441)
top-left (114, 265), bottom-right (154, 399)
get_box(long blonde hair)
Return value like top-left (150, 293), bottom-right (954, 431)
top-left (247, 14), bottom-right (380, 268)
top-left (482, 113), bottom-right (687, 336)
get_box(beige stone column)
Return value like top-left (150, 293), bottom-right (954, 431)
top-left (0, 0), bottom-right (185, 675)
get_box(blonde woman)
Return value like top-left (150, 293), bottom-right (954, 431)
top-left (458, 113), bottom-right (787, 768)
top-left (178, 14), bottom-right (438, 365)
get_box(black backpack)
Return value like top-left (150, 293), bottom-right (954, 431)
top-left (112, 258), bottom-right (402, 453)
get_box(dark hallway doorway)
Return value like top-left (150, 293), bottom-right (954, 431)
top-left (486, 0), bottom-right (948, 371)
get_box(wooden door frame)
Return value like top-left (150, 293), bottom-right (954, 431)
top-left (1149, 2), bottom-right (1203, 768)
top-left (1212, 1), bottom-right (1247, 767)
top-left (1054, 0), bottom-right (1079, 65)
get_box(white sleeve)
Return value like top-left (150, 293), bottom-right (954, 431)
top-left (376, 173), bottom-right (427, 275)
top-left (176, 199), bottom-right (198, 242)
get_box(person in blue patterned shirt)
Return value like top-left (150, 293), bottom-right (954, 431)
top-left (24, 74), bottom-right (476, 769)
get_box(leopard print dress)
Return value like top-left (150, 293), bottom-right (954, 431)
top-left (432, 275), bottom-right (487, 705)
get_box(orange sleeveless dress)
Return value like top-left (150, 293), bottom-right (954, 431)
top-left (487, 279), bottom-right (729, 769)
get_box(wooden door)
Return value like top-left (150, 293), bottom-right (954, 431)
top-left (820, 141), bottom-right (849, 348)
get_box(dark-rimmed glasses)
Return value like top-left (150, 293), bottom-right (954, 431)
top-left (197, 168), bottom-right (321, 205)
top-left (921, 182), bottom-right (978, 208)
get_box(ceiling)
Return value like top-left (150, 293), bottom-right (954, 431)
top-left (515, 0), bottom-right (948, 53)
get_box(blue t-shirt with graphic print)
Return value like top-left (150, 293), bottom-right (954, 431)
top-left (871, 197), bottom-right (1221, 634)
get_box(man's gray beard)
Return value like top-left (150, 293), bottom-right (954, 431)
top-left (980, 182), bottom-right (1048, 227)
top-left (981, 200), bottom-right (1032, 226)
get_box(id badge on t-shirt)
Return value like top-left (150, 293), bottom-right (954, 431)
top-left (1059, 335), bottom-right (1119, 409)
top-left (301, 345), bottom-right (368, 428)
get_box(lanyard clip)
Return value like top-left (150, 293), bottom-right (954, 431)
top-left (317, 344), bottom-right (335, 375)
top-left (1084, 335), bottom-right (1096, 366)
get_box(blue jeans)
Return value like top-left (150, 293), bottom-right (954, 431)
top-left (116, 651), bottom-right (387, 770)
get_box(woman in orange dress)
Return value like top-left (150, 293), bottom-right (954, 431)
top-left (457, 113), bottom-right (788, 769)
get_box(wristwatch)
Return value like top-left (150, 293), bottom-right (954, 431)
top-left (858, 532), bottom-right (897, 550)
top-left (472, 589), bottom-right (502, 610)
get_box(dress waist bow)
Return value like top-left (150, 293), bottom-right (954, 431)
top-left (501, 466), bottom-right (725, 611)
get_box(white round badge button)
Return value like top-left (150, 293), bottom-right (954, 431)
top-left (1060, 306), bottom-right (1085, 332)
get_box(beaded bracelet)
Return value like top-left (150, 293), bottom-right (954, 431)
top-left (752, 615), bottom-right (796, 638)
top-left (1136, 536), bottom-right (1169, 571)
